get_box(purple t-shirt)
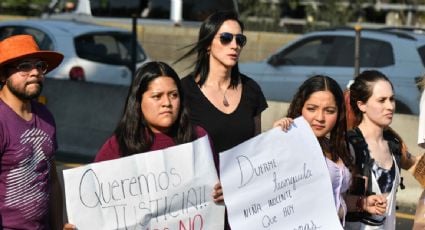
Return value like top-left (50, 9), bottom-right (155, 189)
top-left (0, 99), bottom-right (57, 230)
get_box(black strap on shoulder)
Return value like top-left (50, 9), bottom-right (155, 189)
top-left (347, 128), bottom-right (381, 224)
top-left (347, 127), bottom-right (374, 195)
top-left (346, 127), bottom-right (405, 224)
top-left (383, 128), bottom-right (405, 190)
top-left (383, 129), bottom-right (402, 165)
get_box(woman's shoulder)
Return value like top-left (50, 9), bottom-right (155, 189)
top-left (194, 125), bottom-right (208, 138)
top-left (181, 74), bottom-right (198, 92)
top-left (181, 73), bottom-right (195, 84)
top-left (94, 135), bottom-right (121, 162)
top-left (347, 127), bottom-right (364, 142)
top-left (240, 73), bottom-right (263, 92)
top-left (239, 73), bottom-right (268, 112)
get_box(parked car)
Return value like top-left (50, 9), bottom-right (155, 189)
top-left (240, 27), bottom-right (425, 114)
top-left (0, 19), bottom-right (150, 85)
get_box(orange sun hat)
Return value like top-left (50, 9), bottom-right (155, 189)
top-left (0, 34), bottom-right (64, 74)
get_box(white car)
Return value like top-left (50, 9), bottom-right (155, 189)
top-left (240, 27), bottom-right (425, 114)
top-left (0, 19), bottom-right (150, 85)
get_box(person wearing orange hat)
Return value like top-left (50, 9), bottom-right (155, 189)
top-left (0, 34), bottom-right (64, 229)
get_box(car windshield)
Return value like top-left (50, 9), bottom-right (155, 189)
top-left (270, 35), bottom-right (394, 68)
top-left (75, 32), bottom-right (147, 66)
top-left (0, 26), bottom-right (54, 50)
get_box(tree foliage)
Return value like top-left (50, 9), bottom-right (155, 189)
top-left (238, 0), bottom-right (282, 31)
top-left (0, 0), bottom-right (50, 16)
top-left (304, 0), bottom-right (372, 31)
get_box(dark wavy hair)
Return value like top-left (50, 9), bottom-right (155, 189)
top-left (287, 75), bottom-right (351, 166)
top-left (114, 61), bottom-right (197, 156)
top-left (175, 10), bottom-right (244, 89)
top-left (348, 70), bottom-right (393, 127)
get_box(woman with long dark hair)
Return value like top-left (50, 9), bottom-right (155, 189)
top-left (63, 61), bottom-right (224, 229)
top-left (176, 10), bottom-right (268, 155)
top-left (274, 75), bottom-right (387, 227)
top-left (176, 11), bottom-right (267, 230)
top-left (95, 61), bottom-right (222, 201)
top-left (95, 61), bottom-right (199, 160)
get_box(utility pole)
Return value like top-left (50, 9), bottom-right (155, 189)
top-left (354, 25), bottom-right (361, 78)
top-left (170, 0), bottom-right (183, 26)
top-left (131, 15), bottom-right (137, 79)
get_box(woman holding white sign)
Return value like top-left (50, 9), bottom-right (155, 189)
top-left (63, 61), bottom-right (224, 230)
top-left (176, 11), bottom-right (267, 229)
top-left (273, 75), bottom-right (387, 227)
top-left (94, 61), bottom-right (207, 161)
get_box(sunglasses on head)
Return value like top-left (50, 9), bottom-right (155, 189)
top-left (14, 61), bottom-right (48, 74)
top-left (219, 32), bottom-right (247, 47)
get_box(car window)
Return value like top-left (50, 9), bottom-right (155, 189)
top-left (0, 26), bottom-right (53, 50)
top-left (360, 38), bottom-right (394, 67)
top-left (270, 36), bottom-right (335, 66)
top-left (270, 34), bottom-right (394, 68)
top-left (75, 33), bottom-right (147, 66)
top-left (325, 36), bottom-right (394, 67)
top-left (325, 36), bottom-right (355, 66)
top-left (0, 27), bottom-right (14, 40)
top-left (418, 45), bottom-right (425, 67)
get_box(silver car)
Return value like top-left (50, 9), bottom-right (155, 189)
top-left (240, 28), bottom-right (425, 114)
top-left (0, 19), bottom-right (150, 85)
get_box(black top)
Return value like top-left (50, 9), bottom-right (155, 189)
top-left (181, 73), bottom-right (268, 155)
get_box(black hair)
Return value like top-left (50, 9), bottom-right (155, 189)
top-left (349, 70), bottom-right (393, 126)
top-left (287, 75), bottom-right (352, 166)
top-left (175, 10), bottom-right (244, 89)
top-left (114, 61), bottom-right (197, 156)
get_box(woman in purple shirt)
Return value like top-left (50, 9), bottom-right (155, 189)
top-left (274, 75), bottom-right (387, 227)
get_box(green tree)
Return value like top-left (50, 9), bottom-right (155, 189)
top-left (305, 0), bottom-right (372, 31)
top-left (0, 0), bottom-right (50, 16)
top-left (238, 0), bottom-right (282, 32)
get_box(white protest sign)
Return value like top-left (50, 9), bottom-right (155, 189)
top-left (220, 117), bottom-right (343, 230)
top-left (63, 136), bottom-right (225, 230)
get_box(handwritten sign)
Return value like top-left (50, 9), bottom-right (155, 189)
top-left (414, 154), bottom-right (425, 188)
top-left (220, 117), bottom-right (343, 230)
top-left (63, 136), bottom-right (225, 230)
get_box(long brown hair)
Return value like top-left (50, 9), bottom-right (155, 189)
top-left (114, 61), bottom-right (197, 156)
top-left (287, 75), bottom-right (352, 167)
top-left (175, 11), bottom-right (244, 89)
top-left (347, 70), bottom-right (393, 128)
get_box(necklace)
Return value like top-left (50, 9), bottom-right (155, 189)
top-left (223, 87), bottom-right (229, 107)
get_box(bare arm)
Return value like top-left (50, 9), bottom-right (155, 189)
top-left (400, 141), bottom-right (417, 171)
top-left (63, 223), bottom-right (76, 230)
